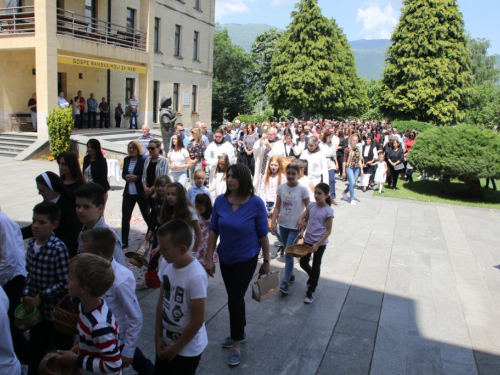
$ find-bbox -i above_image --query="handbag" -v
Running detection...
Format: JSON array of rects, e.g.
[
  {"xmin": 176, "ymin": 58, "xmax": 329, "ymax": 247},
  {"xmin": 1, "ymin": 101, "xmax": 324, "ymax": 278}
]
[
  {"xmin": 251, "ymin": 271, "xmax": 280, "ymax": 302},
  {"xmin": 394, "ymin": 162, "xmax": 404, "ymax": 170}
]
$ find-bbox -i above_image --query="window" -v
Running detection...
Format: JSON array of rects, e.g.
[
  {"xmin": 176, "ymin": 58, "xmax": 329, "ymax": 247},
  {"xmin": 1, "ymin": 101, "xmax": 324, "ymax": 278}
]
[
  {"xmin": 193, "ymin": 31, "xmax": 199, "ymax": 60},
  {"xmin": 126, "ymin": 8, "xmax": 136, "ymax": 32},
  {"xmin": 125, "ymin": 78, "xmax": 135, "ymax": 106},
  {"xmin": 85, "ymin": 0, "xmax": 96, "ymax": 32},
  {"xmin": 192, "ymin": 85, "xmax": 198, "ymax": 112},
  {"xmin": 194, "ymin": 0, "xmax": 201, "ymax": 10},
  {"xmin": 173, "ymin": 83, "xmax": 179, "ymax": 112},
  {"xmin": 174, "ymin": 25, "xmax": 181, "ymax": 56},
  {"xmin": 153, "ymin": 81, "xmax": 159, "ymax": 122},
  {"xmin": 154, "ymin": 18, "xmax": 160, "ymax": 52}
]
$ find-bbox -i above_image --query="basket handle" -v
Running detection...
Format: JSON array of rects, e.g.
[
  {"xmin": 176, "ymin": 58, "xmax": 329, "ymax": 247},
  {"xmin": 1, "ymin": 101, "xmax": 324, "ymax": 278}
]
[{"xmin": 292, "ymin": 232, "xmax": 303, "ymax": 245}]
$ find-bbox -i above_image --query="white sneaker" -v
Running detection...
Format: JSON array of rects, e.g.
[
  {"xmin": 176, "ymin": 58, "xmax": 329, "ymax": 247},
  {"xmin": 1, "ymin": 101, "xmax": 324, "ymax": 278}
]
[{"xmin": 351, "ymin": 199, "xmax": 356, "ymax": 206}]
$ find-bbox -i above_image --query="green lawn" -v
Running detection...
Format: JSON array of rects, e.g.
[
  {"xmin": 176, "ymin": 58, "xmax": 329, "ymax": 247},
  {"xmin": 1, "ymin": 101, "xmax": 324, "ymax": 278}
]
[{"xmin": 372, "ymin": 178, "xmax": 500, "ymax": 209}]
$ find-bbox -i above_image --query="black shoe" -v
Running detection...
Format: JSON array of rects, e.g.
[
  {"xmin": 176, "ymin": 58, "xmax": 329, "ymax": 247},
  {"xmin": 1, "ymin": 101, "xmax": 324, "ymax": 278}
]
[
  {"xmin": 278, "ymin": 246, "xmax": 284, "ymax": 257},
  {"xmin": 290, "ymin": 274, "xmax": 296, "ymax": 284}
]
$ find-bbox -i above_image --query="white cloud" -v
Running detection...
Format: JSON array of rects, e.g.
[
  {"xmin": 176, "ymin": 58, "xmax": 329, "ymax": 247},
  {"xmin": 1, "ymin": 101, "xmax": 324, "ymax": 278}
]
[
  {"xmin": 356, "ymin": 3, "xmax": 399, "ymax": 39},
  {"xmin": 270, "ymin": 0, "xmax": 293, "ymax": 6},
  {"xmin": 215, "ymin": 0, "xmax": 251, "ymax": 21}
]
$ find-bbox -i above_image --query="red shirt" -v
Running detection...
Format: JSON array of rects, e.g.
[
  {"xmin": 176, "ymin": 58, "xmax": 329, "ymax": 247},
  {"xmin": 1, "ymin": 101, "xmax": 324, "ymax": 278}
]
[
  {"xmin": 75, "ymin": 96, "xmax": 86, "ymax": 111},
  {"xmin": 405, "ymin": 138, "xmax": 414, "ymax": 152}
]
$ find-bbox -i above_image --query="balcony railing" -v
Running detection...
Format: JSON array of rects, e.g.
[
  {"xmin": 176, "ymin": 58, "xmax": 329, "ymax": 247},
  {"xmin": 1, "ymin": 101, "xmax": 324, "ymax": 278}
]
[
  {"xmin": 56, "ymin": 9, "xmax": 147, "ymax": 52},
  {"xmin": 0, "ymin": 6, "xmax": 35, "ymax": 35}
]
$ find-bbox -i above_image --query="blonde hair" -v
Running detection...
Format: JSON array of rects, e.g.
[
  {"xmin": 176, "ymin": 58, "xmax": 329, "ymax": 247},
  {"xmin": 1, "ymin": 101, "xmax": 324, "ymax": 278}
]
[
  {"xmin": 69, "ymin": 253, "xmax": 114, "ymax": 297},
  {"xmin": 128, "ymin": 140, "xmax": 143, "ymax": 155},
  {"xmin": 191, "ymin": 127, "xmax": 201, "ymax": 141}
]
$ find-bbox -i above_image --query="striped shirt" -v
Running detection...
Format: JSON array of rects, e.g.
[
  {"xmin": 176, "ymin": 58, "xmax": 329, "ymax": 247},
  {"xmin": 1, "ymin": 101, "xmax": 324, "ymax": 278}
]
[
  {"xmin": 76, "ymin": 299, "xmax": 122, "ymax": 374},
  {"xmin": 24, "ymin": 233, "xmax": 69, "ymax": 322}
]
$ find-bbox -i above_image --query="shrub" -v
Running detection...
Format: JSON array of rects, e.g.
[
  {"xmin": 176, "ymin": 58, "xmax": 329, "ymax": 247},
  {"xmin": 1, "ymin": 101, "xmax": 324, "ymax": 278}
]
[
  {"xmin": 233, "ymin": 114, "xmax": 258, "ymax": 124},
  {"xmin": 392, "ymin": 120, "xmax": 434, "ymax": 133},
  {"xmin": 407, "ymin": 125, "xmax": 500, "ymax": 192},
  {"xmin": 47, "ymin": 106, "xmax": 73, "ymax": 158}
]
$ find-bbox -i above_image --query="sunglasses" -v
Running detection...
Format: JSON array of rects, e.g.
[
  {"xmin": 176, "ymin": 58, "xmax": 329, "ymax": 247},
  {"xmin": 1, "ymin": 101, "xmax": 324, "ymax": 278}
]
[
  {"xmin": 178, "ymin": 129, "xmax": 184, "ymax": 132},
  {"xmin": 147, "ymin": 147, "xmax": 157, "ymax": 151}
]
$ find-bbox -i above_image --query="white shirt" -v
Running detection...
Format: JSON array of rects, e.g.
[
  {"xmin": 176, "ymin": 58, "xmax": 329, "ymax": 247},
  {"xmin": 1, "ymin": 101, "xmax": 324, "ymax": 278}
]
[
  {"xmin": 168, "ymin": 149, "xmax": 190, "ymax": 171},
  {"xmin": 159, "ymin": 258, "xmax": 208, "ymax": 357},
  {"xmin": 128, "ymin": 160, "xmax": 138, "ymax": 195},
  {"xmin": 103, "ymin": 260, "xmax": 142, "ymax": 359},
  {"xmin": 0, "ymin": 212, "xmax": 26, "ymax": 287},
  {"xmin": 0, "ymin": 287, "xmax": 21, "ymax": 375},
  {"xmin": 78, "ymin": 217, "xmax": 125, "ymax": 266},
  {"xmin": 58, "ymin": 97, "xmax": 69, "ymax": 108}
]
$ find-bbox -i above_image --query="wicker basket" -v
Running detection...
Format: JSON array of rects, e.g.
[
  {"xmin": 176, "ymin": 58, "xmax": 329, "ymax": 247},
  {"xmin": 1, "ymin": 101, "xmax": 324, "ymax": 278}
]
[
  {"xmin": 14, "ymin": 302, "xmax": 42, "ymax": 330},
  {"xmin": 145, "ymin": 270, "xmax": 160, "ymax": 289},
  {"xmin": 284, "ymin": 234, "xmax": 311, "ymax": 258},
  {"xmin": 39, "ymin": 353, "xmax": 78, "ymax": 375},
  {"xmin": 53, "ymin": 295, "xmax": 79, "ymax": 336},
  {"xmin": 125, "ymin": 252, "xmax": 149, "ymax": 268}
]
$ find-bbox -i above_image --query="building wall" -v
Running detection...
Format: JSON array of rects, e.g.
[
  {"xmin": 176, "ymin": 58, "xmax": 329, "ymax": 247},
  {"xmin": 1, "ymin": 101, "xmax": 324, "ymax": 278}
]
[
  {"xmin": 0, "ymin": 0, "xmax": 215, "ymax": 135},
  {"xmin": 0, "ymin": 50, "xmax": 36, "ymax": 133}
]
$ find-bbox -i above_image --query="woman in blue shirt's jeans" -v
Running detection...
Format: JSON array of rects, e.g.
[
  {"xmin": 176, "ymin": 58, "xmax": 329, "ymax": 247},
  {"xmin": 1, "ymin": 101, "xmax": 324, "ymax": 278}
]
[{"xmin": 205, "ymin": 163, "xmax": 270, "ymax": 367}]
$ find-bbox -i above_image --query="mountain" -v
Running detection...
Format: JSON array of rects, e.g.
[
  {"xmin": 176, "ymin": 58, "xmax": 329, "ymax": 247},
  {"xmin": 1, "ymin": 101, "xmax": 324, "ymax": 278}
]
[{"xmin": 222, "ymin": 23, "xmax": 390, "ymax": 80}]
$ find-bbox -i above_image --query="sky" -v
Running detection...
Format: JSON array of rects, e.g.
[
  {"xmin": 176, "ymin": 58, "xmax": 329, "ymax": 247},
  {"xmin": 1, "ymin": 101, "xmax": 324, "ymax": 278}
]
[{"xmin": 215, "ymin": 0, "xmax": 500, "ymax": 55}]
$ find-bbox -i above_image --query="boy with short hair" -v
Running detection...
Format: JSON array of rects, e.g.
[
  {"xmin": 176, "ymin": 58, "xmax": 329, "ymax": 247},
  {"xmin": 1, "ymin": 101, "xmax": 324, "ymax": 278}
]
[
  {"xmin": 155, "ymin": 220, "xmax": 208, "ymax": 375},
  {"xmin": 24, "ymin": 202, "xmax": 72, "ymax": 374},
  {"xmin": 81, "ymin": 228, "xmax": 154, "ymax": 374},
  {"xmin": 57, "ymin": 253, "xmax": 122, "ymax": 374},
  {"xmin": 187, "ymin": 169, "xmax": 211, "ymax": 205},
  {"xmin": 74, "ymin": 182, "xmax": 125, "ymax": 266}
]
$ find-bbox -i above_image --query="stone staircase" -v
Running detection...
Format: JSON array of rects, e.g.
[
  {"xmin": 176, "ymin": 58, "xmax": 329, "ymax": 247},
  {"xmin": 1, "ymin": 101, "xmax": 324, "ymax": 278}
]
[{"xmin": 0, "ymin": 132, "xmax": 37, "ymax": 157}]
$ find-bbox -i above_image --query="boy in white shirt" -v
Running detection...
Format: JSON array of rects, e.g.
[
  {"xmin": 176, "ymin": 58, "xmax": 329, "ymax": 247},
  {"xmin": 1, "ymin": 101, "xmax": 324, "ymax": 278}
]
[
  {"xmin": 81, "ymin": 227, "xmax": 154, "ymax": 375},
  {"xmin": 155, "ymin": 220, "xmax": 208, "ymax": 374}
]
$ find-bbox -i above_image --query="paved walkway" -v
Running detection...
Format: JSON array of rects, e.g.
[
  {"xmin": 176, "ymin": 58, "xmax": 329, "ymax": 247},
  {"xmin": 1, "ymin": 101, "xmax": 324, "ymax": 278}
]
[{"xmin": 2, "ymin": 157, "xmax": 500, "ymax": 374}]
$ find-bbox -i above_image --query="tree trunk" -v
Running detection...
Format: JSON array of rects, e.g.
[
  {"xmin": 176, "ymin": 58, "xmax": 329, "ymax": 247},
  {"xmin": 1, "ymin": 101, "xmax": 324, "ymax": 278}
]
[
  {"xmin": 304, "ymin": 109, "xmax": 311, "ymax": 121},
  {"xmin": 463, "ymin": 177, "xmax": 483, "ymax": 197}
]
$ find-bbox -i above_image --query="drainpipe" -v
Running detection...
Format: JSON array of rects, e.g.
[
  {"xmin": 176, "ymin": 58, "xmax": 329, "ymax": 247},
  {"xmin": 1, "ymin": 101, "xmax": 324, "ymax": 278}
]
[{"xmin": 107, "ymin": 0, "xmax": 111, "ymax": 110}]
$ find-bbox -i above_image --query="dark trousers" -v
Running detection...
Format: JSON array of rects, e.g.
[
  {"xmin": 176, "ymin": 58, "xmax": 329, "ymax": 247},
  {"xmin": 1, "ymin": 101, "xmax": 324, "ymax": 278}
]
[
  {"xmin": 328, "ymin": 169, "xmax": 336, "ymax": 199},
  {"xmin": 122, "ymin": 193, "xmax": 151, "ymax": 246},
  {"xmin": 485, "ymin": 178, "xmax": 497, "ymax": 189},
  {"xmin": 299, "ymin": 244, "xmax": 326, "ymax": 293},
  {"xmin": 153, "ymin": 353, "xmax": 201, "ymax": 375},
  {"xmin": 4, "ymin": 275, "xmax": 29, "ymax": 363},
  {"xmin": 388, "ymin": 166, "xmax": 401, "ymax": 189},
  {"xmin": 87, "ymin": 111, "xmax": 97, "ymax": 128},
  {"xmin": 28, "ymin": 319, "xmax": 73, "ymax": 375},
  {"xmin": 220, "ymin": 254, "xmax": 258, "ymax": 341},
  {"xmin": 100, "ymin": 113, "xmax": 110, "ymax": 128},
  {"xmin": 75, "ymin": 112, "xmax": 84, "ymax": 129},
  {"xmin": 115, "ymin": 116, "xmax": 122, "ymax": 128},
  {"xmin": 120, "ymin": 345, "xmax": 154, "ymax": 375}
]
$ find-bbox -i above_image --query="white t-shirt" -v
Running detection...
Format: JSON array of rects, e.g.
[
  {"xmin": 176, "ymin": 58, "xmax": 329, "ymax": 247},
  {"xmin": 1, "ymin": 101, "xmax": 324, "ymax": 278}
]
[
  {"xmin": 168, "ymin": 149, "xmax": 190, "ymax": 172},
  {"xmin": 277, "ymin": 183, "xmax": 309, "ymax": 229},
  {"xmin": 158, "ymin": 258, "xmax": 208, "ymax": 357}
]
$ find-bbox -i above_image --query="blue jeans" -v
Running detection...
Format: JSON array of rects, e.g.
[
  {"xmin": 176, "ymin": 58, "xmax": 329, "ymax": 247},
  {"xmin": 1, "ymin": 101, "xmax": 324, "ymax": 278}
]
[
  {"xmin": 328, "ymin": 169, "xmax": 336, "ymax": 199},
  {"xmin": 344, "ymin": 167, "xmax": 360, "ymax": 199},
  {"xmin": 279, "ymin": 226, "xmax": 300, "ymax": 281},
  {"xmin": 266, "ymin": 202, "xmax": 282, "ymax": 244},
  {"xmin": 130, "ymin": 111, "xmax": 138, "ymax": 129}
]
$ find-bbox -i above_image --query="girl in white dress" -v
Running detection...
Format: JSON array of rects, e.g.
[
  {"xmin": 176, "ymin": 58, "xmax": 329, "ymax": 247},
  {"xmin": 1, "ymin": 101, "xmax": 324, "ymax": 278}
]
[{"xmin": 374, "ymin": 153, "xmax": 388, "ymax": 193}]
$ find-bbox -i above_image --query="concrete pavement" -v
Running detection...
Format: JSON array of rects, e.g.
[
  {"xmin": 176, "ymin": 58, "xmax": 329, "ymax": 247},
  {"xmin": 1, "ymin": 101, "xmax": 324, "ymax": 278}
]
[{"xmin": 2, "ymin": 157, "xmax": 500, "ymax": 374}]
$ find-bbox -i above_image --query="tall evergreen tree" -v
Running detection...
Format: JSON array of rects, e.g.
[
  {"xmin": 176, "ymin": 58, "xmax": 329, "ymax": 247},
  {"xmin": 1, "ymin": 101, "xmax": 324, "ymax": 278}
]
[
  {"xmin": 379, "ymin": 0, "xmax": 474, "ymax": 125},
  {"xmin": 266, "ymin": 0, "xmax": 368, "ymax": 119}
]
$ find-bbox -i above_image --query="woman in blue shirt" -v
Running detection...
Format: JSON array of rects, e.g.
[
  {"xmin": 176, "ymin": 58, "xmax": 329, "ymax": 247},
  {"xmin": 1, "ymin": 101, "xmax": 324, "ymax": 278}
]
[{"xmin": 205, "ymin": 163, "xmax": 270, "ymax": 367}]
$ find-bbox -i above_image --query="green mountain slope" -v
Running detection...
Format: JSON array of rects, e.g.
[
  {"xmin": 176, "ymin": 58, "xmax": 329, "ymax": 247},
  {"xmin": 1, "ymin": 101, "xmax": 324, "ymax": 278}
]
[{"xmin": 222, "ymin": 23, "xmax": 390, "ymax": 79}]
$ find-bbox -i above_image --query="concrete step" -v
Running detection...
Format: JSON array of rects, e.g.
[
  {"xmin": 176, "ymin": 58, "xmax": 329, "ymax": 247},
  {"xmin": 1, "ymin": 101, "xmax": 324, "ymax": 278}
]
[
  {"xmin": 0, "ymin": 132, "xmax": 38, "ymax": 140},
  {"xmin": 0, "ymin": 149, "xmax": 18, "ymax": 157},
  {"xmin": 0, "ymin": 135, "xmax": 36, "ymax": 146},
  {"xmin": 0, "ymin": 143, "xmax": 29, "ymax": 153}
]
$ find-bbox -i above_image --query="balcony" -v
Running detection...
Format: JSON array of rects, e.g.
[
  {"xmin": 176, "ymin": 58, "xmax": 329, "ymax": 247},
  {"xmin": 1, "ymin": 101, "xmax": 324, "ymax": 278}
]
[
  {"xmin": 56, "ymin": 9, "xmax": 147, "ymax": 52},
  {"xmin": 0, "ymin": 6, "xmax": 35, "ymax": 35}
]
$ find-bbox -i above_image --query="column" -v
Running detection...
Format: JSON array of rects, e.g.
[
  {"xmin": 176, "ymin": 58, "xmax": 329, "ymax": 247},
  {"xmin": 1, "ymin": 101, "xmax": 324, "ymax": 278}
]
[
  {"xmin": 34, "ymin": 0, "xmax": 58, "ymax": 140},
  {"xmin": 139, "ymin": 0, "xmax": 155, "ymax": 126}
]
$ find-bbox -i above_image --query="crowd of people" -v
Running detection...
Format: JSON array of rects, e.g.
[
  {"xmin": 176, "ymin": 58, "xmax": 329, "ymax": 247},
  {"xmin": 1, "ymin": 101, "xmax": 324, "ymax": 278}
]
[{"xmin": 1, "ymin": 117, "xmax": 425, "ymax": 374}]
